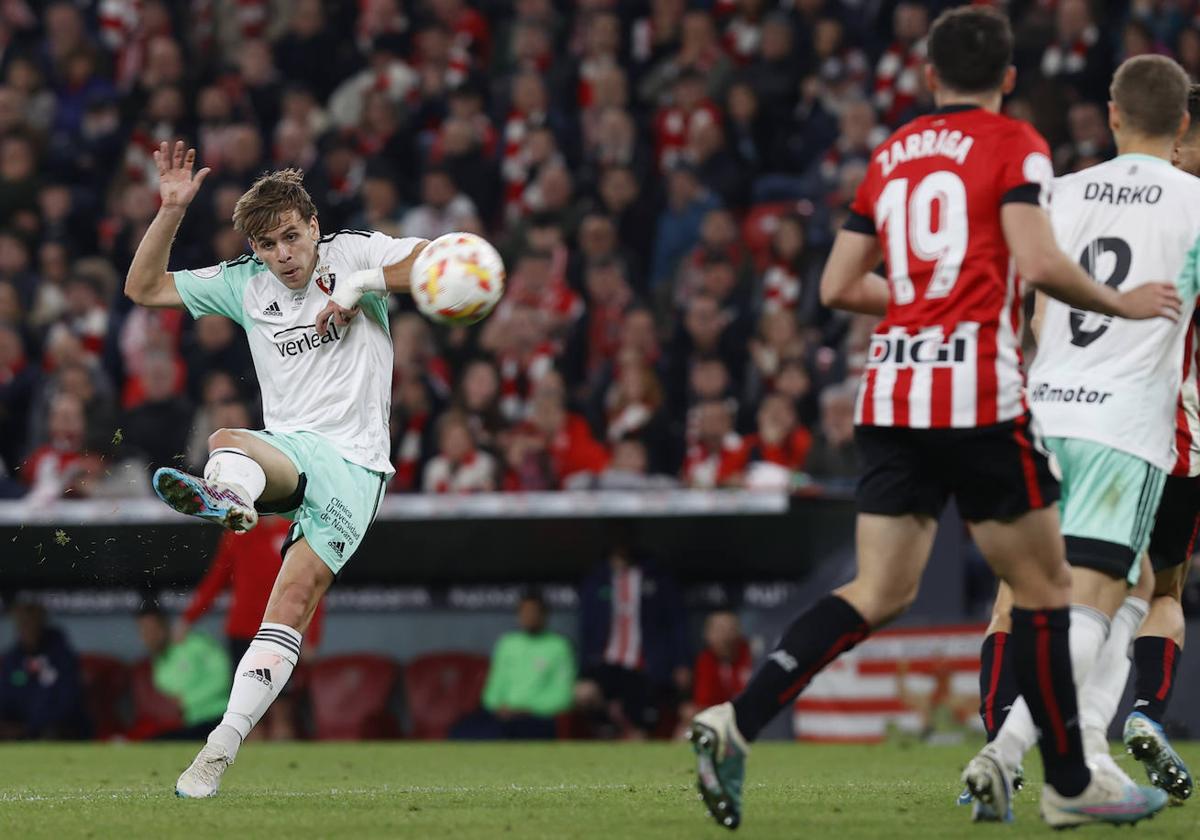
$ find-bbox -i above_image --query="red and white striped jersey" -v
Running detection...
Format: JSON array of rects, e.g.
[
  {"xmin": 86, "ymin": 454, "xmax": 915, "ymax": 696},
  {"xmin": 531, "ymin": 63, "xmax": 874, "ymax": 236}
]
[
  {"xmin": 1172, "ymin": 321, "xmax": 1200, "ymax": 477},
  {"xmin": 846, "ymin": 106, "xmax": 1053, "ymax": 429}
]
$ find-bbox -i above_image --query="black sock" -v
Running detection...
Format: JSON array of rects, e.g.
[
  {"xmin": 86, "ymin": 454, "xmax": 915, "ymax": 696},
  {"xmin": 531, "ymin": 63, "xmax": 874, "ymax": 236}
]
[
  {"xmin": 1131, "ymin": 636, "xmax": 1181, "ymax": 725},
  {"xmin": 1009, "ymin": 607, "xmax": 1090, "ymax": 797},
  {"xmin": 732, "ymin": 595, "xmax": 869, "ymax": 742},
  {"xmin": 978, "ymin": 631, "xmax": 1018, "ymax": 742}
]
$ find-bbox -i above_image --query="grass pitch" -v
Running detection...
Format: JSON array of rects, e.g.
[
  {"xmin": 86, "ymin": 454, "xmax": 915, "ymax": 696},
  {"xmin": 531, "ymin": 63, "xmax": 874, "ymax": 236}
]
[{"xmin": 1, "ymin": 741, "xmax": 1198, "ymax": 838}]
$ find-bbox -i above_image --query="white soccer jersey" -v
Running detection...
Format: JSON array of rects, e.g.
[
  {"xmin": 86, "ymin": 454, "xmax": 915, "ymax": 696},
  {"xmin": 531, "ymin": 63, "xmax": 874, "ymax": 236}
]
[
  {"xmin": 174, "ymin": 229, "xmax": 423, "ymax": 475},
  {"xmin": 1029, "ymin": 155, "xmax": 1200, "ymax": 470}
]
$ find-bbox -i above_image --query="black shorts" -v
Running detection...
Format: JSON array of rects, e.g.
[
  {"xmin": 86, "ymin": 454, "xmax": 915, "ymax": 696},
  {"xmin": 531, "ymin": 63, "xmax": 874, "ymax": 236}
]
[
  {"xmin": 1148, "ymin": 474, "xmax": 1200, "ymax": 572},
  {"xmin": 855, "ymin": 416, "xmax": 1059, "ymax": 523}
]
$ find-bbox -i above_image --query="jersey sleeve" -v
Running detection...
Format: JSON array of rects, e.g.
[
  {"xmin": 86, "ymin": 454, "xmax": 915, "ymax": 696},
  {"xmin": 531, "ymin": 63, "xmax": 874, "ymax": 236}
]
[
  {"xmin": 1175, "ymin": 232, "xmax": 1200, "ymax": 300},
  {"xmin": 173, "ymin": 258, "xmax": 258, "ymax": 328},
  {"xmin": 998, "ymin": 123, "xmax": 1054, "ymax": 207}
]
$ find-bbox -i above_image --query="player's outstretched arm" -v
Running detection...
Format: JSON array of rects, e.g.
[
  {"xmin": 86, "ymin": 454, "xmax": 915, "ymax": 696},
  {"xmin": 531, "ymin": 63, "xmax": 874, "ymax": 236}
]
[
  {"xmin": 1002, "ymin": 202, "xmax": 1181, "ymax": 321},
  {"xmin": 125, "ymin": 140, "xmax": 211, "ymax": 309},
  {"xmin": 316, "ymin": 240, "xmax": 430, "ymax": 336},
  {"xmin": 819, "ymin": 229, "xmax": 890, "ymax": 316}
]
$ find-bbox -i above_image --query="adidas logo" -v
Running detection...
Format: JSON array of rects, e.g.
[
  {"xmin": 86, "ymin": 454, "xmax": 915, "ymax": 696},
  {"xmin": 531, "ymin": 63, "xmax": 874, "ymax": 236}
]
[
  {"xmin": 263, "ymin": 300, "xmax": 283, "ymax": 316},
  {"xmin": 327, "ymin": 539, "xmax": 345, "ymax": 557},
  {"xmin": 242, "ymin": 667, "xmax": 273, "ymax": 687}
]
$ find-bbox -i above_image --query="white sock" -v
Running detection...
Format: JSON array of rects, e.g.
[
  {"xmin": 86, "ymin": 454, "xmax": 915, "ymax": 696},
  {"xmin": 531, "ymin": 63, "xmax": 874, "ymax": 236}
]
[
  {"xmin": 207, "ymin": 622, "xmax": 301, "ymax": 758},
  {"xmin": 204, "ymin": 447, "xmax": 267, "ymax": 501},
  {"xmin": 1079, "ymin": 596, "xmax": 1148, "ymax": 756},
  {"xmin": 991, "ymin": 604, "xmax": 1111, "ymax": 770}
]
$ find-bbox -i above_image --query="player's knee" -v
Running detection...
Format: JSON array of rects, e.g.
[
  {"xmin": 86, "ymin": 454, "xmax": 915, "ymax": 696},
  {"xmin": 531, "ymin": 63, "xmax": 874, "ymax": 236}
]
[
  {"xmin": 1153, "ymin": 564, "xmax": 1187, "ymax": 600},
  {"xmin": 208, "ymin": 427, "xmax": 246, "ymax": 452},
  {"xmin": 267, "ymin": 579, "xmax": 318, "ymax": 629},
  {"xmin": 839, "ymin": 576, "xmax": 917, "ymax": 626}
]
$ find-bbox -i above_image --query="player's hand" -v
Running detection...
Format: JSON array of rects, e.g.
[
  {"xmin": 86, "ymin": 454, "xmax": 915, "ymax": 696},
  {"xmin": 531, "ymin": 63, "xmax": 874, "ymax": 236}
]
[
  {"xmin": 1115, "ymin": 282, "xmax": 1182, "ymax": 321},
  {"xmin": 155, "ymin": 140, "xmax": 211, "ymax": 210},
  {"xmin": 316, "ymin": 300, "xmax": 360, "ymax": 336}
]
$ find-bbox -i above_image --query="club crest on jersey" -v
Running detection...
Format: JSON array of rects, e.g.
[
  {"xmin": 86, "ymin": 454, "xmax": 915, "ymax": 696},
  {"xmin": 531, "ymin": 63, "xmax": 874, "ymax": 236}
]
[{"xmin": 315, "ymin": 265, "xmax": 336, "ymax": 296}]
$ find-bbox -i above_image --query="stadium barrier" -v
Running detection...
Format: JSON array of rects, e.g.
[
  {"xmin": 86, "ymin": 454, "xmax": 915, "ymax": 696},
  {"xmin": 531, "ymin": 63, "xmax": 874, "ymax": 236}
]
[{"xmin": 0, "ymin": 490, "xmax": 856, "ymax": 588}]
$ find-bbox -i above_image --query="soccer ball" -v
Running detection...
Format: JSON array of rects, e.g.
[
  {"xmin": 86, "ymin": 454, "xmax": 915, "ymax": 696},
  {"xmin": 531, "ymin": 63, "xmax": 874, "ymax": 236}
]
[{"xmin": 411, "ymin": 232, "xmax": 505, "ymax": 326}]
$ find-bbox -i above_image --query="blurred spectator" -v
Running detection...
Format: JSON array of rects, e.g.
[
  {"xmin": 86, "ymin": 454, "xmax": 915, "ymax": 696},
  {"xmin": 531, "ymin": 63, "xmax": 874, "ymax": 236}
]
[
  {"xmin": 179, "ymin": 519, "xmax": 322, "ymax": 741},
  {"xmin": 509, "ymin": 376, "xmax": 609, "ymax": 489},
  {"xmin": 401, "ymin": 168, "xmax": 482, "ymax": 240},
  {"xmin": 0, "ymin": 322, "xmax": 36, "ymax": 470},
  {"xmin": 187, "ymin": 388, "xmax": 251, "ymax": 472},
  {"xmin": 805, "ymin": 380, "xmax": 861, "ymax": 482},
  {"xmin": 422, "ymin": 412, "xmax": 498, "ymax": 493},
  {"xmin": 577, "ymin": 547, "xmax": 690, "ymax": 737},
  {"xmin": 0, "ymin": 600, "xmax": 87, "ymax": 740},
  {"xmin": 136, "ymin": 604, "xmax": 231, "ymax": 740},
  {"xmin": 1056, "ymin": 101, "xmax": 1116, "ymax": 172},
  {"xmin": 651, "ymin": 164, "xmax": 720, "ymax": 291},
  {"xmin": 691, "ymin": 610, "xmax": 752, "ymax": 710},
  {"xmin": 454, "ymin": 592, "xmax": 574, "ymax": 739},
  {"xmin": 1041, "ymin": 0, "xmax": 1113, "ymax": 105},
  {"xmin": 567, "ymin": 438, "xmax": 679, "ymax": 491},
  {"xmin": 595, "ymin": 166, "xmax": 656, "ymax": 286},
  {"xmin": 874, "ymin": 2, "xmax": 928, "ymax": 125},
  {"xmin": 744, "ymin": 393, "xmax": 811, "ymax": 488},
  {"xmin": 745, "ymin": 14, "xmax": 802, "ymax": 126},
  {"xmin": 119, "ymin": 350, "xmax": 194, "ymax": 471},
  {"xmin": 564, "ymin": 255, "xmax": 634, "ymax": 393},
  {"xmin": 21, "ymin": 392, "xmax": 103, "ymax": 503},
  {"xmin": 604, "ymin": 350, "xmax": 668, "ymax": 446},
  {"xmin": 682, "ymin": 398, "xmax": 746, "ymax": 488},
  {"xmin": 451, "ymin": 357, "xmax": 506, "ymax": 451}
]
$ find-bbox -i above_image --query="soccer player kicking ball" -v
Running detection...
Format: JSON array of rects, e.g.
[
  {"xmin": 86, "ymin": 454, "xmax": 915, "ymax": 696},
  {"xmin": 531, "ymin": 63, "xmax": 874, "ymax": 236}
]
[
  {"xmin": 965, "ymin": 54, "xmax": 1200, "ymax": 820},
  {"xmin": 687, "ymin": 8, "xmax": 1180, "ymax": 831},
  {"xmin": 125, "ymin": 141, "xmax": 427, "ymax": 797}
]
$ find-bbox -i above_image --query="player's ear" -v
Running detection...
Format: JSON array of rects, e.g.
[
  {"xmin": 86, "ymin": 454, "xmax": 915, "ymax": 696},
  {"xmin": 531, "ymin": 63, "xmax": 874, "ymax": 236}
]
[
  {"xmin": 1001, "ymin": 66, "xmax": 1016, "ymax": 96},
  {"xmin": 1177, "ymin": 112, "xmax": 1191, "ymax": 146},
  {"xmin": 923, "ymin": 63, "xmax": 939, "ymax": 96},
  {"xmin": 309, "ymin": 215, "xmax": 320, "ymax": 242},
  {"xmin": 1107, "ymin": 101, "xmax": 1121, "ymax": 135}
]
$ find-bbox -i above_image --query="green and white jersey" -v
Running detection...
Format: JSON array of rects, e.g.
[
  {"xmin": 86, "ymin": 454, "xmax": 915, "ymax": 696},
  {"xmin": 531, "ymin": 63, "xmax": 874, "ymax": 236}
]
[
  {"xmin": 174, "ymin": 230, "xmax": 422, "ymax": 476},
  {"xmin": 1030, "ymin": 154, "xmax": 1200, "ymax": 470}
]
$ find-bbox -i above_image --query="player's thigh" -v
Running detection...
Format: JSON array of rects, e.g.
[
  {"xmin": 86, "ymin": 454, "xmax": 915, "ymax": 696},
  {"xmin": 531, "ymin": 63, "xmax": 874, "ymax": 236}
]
[
  {"xmin": 842, "ymin": 426, "xmax": 944, "ymax": 624},
  {"xmin": 263, "ymin": 533, "xmax": 334, "ymax": 634},
  {"xmin": 969, "ymin": 506, "xmax": 1071, "ymax": 609},
  {"xmin": 843, "ymin": 512, "xmax": 938, "ymax": 610},
  {"xmin": 210, "ymin": 427, "xmax": 301, "ymax": 501},
  {"xmin": 1049, "ymin": 436, "xmax": 1166, "ymax": 600}
]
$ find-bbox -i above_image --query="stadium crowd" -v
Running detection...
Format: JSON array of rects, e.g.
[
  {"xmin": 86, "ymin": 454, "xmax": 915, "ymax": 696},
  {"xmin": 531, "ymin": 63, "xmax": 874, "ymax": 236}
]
[{"xmin": 0, "ymin": 0, "xmax": 1186, "ymax": 499}]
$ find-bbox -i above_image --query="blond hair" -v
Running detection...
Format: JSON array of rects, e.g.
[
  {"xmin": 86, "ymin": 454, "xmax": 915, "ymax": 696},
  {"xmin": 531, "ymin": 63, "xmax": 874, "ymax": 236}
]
[{"xmin": 231, "ymin": 169, "xmax": 318, "ymax": 240}]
